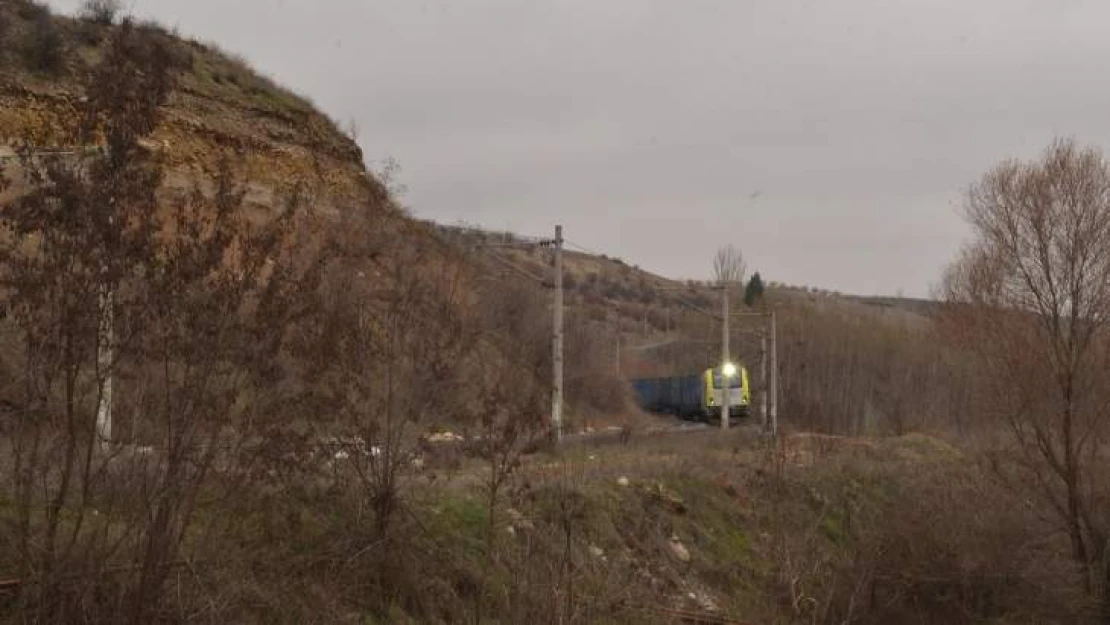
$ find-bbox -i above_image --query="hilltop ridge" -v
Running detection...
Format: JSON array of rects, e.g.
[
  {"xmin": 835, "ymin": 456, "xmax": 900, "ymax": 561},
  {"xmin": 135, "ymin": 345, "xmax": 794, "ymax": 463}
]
[{"xmin": 0, "ymin": 0, "xmax": 377, "ymax": 216}]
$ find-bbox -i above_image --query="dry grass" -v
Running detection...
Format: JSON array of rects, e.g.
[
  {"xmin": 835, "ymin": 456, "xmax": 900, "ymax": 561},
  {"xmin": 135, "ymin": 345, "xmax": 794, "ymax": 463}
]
[
  {"xmin": 1, "ymin": 5, "xmax": 1099, "ymax": 624},
  {"xmin": 1, "ymin": 375, "xmax": 1096, "ymax": 624}
]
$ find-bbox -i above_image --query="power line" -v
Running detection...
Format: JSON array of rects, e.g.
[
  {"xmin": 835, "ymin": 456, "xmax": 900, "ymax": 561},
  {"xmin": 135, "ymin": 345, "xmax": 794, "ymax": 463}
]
[
  {"xmin": 482, "ymin": 250, "xmax": 548, "ymax": 285},
  {"xmin": 563, "ymin": 238, "xmax": 605, "ymax": 256},
  {"xmin": 669, "ymin": 294, "xmax": 719, "ymax": 319},
  {"xmin": 428, "ymin": 224, "xmax": 552, "ymax": 286}
]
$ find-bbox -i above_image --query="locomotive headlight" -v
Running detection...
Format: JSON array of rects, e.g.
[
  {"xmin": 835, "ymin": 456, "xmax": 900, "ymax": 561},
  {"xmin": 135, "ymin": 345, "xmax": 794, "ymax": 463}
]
[{"xmin": 722, "ymin": 362, "xmax": 738, "ymax": 377}]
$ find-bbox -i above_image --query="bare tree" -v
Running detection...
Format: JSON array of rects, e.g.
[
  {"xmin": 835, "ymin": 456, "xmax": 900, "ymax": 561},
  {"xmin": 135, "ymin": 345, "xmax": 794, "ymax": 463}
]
[
  {"xmin": 712, "ymin": 244, "xmax": 746, "ymax": 288},
  {"xmin": 342, "ymin": 116, "xmax": 360, "ymax": 143},
  {"xmin": 20, "ymin": 5, "xmax": 65, "ymax": 75},
  {"xmin": 941, "ymin": 137, "xmax": 1110, "ymax": 615},
  {"xmin": 79, "ymin": 0, "xmax": 123, "ymax": 25},
  {"xmin": 370, "ymin": 156, "xmax": 408, "ymax": 199},
  {"xmin": 464, "ymin": 278, "xmax": 549, "ymax": 623},
  {"xmin": 0, "ymin": 22, "xmax": 178, "ymax": 622},
  {"xmin": 0, "ymin": 21, "xmax": 318, "ymax": 623},
  {"xmin": 0, "ymin": 10, "xmax": 11, "ymax": 60},
  {"xmin": 304, "ymin": 235, "xmax": 472, "ymax": 535}
]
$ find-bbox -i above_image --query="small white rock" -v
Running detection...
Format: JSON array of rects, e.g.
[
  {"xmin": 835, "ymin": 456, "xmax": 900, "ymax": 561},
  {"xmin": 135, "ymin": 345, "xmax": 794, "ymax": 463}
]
[
  {"xmin": 507, "ymin": 508, "xmax": 534, "ymax": 530},
  {"xmin": 668, "ymin": 535, "xmax": 691, "ymax": 563},
  {"xmin": 617, "ymin": 476, "xmax": 630, "ymax": 487}
]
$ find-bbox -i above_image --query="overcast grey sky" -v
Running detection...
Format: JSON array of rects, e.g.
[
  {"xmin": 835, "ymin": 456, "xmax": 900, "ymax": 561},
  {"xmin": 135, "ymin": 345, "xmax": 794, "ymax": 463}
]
[{"xmin": 47, "ymin": 0, "xmax": 1110, "ymax": 296}]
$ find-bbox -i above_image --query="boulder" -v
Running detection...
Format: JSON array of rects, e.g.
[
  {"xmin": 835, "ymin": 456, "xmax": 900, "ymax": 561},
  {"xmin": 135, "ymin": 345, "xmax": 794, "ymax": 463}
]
[{"xmin": 667, "ymin": 535, "xmax": 691, "ymax": 563}]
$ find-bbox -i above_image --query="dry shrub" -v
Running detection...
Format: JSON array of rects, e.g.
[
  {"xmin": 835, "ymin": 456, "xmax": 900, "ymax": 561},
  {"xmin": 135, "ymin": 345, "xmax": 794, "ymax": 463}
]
[
  {"xmin": 0, "ymin": 21, "xmax": 322, "ymax": 624},
  {"xmin": 79, "ymin": 0, "xmax": 121, "ymax": 25},
  {"xmin": 764, "ymin": 447, "xmax": 1093, "ymax": 625},
  {"xmin": 19, "ymin": 3, "xmax": 64, "ymax": 75},
  {"xmin": 939, "ymin": 138, "xmax": 1110, "ymax": 617},
  {"xmin": 773, "ymin": 301, "xmax": 976, "ymax": 436},
  {"xmin": 0, "ymin": 10, "xmax": 10, "ymax": 62},
  {"xmin": 564, "ymin": 309, "xmax": 630, "ymax": 424},
  {"xmin": 568, "ymin": 374, "xmax": 629, "ymax": 419},
  {"xmin": 854, "ymin": 464, "xmax": 1088, "ymax": 624},
  {"xmin": 269, "ymin": 215, "xmax": 555, "ymax": 618}
]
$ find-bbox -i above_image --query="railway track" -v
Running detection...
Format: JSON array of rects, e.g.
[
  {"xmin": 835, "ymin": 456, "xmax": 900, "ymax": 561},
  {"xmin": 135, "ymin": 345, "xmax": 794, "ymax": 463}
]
[
  {"xmin": 639, "ymin": 605, "xmax": 757, "ymax": 624},
  {"xmin": 559, "ymin": 418, "xmax": 765, "ymax": 449}
]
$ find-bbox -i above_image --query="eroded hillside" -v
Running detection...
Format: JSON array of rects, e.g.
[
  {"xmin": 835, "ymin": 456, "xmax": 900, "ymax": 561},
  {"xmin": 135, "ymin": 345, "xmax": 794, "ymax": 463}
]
[
  {"xmin": 0, "ymin": 0, "xmax": 632, "ymax": 439},
  {"xmin": 0, "ymin": 0, "xmax": 375, "ymax": 217}
]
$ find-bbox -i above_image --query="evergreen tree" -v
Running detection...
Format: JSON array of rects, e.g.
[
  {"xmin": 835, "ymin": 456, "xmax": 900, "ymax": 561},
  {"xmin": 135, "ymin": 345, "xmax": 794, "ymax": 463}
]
[{"xmin": 743, "ymin": 271, "xmax": 765, "ymax": 306}]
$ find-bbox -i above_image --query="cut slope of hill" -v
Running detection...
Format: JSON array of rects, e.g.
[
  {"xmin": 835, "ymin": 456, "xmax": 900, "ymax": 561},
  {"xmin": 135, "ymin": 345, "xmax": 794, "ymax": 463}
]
[
  {"xmin": 0, "ymin": 0, "xmax": 376, "ymax": 216},
  {"xmin": 0, "ymin": 1, "xmax": 641, "ymax": 437}
]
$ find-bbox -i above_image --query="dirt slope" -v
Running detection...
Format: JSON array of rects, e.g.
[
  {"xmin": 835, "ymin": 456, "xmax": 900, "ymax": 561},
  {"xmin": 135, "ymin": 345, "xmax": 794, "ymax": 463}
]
[{"xmin": 0, "ymin": 1, "xmax": 378, "ymax": 218}]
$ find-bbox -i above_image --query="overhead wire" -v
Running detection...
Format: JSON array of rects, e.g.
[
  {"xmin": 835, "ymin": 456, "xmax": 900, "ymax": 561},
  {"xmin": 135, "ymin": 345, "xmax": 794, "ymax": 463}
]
[
  {"xmin": 563, "ymin": 238, "xmax": 605, "ymax": 257},
  {"xmin": 429, "ymin": 224, "xmax": 552, "ymax": 286},
  {"xmin": 482, "ymin": 250, "xmax": 548, "ymax": 285}
]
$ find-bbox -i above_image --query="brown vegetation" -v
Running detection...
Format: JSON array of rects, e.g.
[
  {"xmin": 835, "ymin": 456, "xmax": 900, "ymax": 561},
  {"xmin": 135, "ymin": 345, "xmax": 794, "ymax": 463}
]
[
  {"xmin": 0, "ymin": 8, "xmax": 627, "ymax": 622},
  {"xmin": 6, "ymin": 4, "xmax": 1110, "ymax": 625},
  {"xmin": 78, "ymin": 0, "xmax": 121, "ymax": 26},
  {"xmin": 941, "ymin": 137, "xmax": 1110, "ymax": 618},
  {"xmin": 0, "ymin": 20, "xmax": 325, "ymax": 622}
]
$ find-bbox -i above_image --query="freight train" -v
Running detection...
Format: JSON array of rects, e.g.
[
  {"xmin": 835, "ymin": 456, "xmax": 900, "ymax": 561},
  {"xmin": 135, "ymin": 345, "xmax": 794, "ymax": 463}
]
[{"xmin": 630, "ymin": 363, "xmax": 751, "ymax": 422}]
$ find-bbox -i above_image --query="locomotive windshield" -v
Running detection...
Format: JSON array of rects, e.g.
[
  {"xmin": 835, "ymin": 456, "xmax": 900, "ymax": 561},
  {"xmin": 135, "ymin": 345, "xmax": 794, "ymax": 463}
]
[{"xmin": 712, "ymin": 371, "xmax": 742, "ymax": 389}]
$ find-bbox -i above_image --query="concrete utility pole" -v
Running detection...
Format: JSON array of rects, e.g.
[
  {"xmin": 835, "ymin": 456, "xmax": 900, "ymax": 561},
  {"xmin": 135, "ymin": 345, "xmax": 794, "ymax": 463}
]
[
  {"xmin": 760, "ymin": 331, "xmax": 768, "ymax": 431},
  {"xmin": 725, "ymin": 310, "xmax": 779, "ymax": 438},
  {"xmin": 769, "ymin": 310, "xmax": 778, "ymax": 438},
  {"xmin": 96, "ymin": 280, "xmax": 113, "ymax": 446},
  {"xmin": 19, "ymin": 146, "xmax": 116, "ymax": 446},
  {"xmin": 614, "ymin": 317, "xmax": 621, "ymax": 377},
  {"xmin": 552, "ymin": 225, "xmax": 564, "ymax": 444},
  {"xmin": 95, "ymin": 204, "xmax": 115, "ymax": 448},
  {"xmin": 720, "ymin": 284, "xmax": 729, "ymax": 430}
]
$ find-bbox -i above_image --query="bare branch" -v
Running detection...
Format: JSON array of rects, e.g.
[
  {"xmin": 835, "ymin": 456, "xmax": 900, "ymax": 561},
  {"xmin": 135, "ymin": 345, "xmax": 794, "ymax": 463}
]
[{"xmin": 941, "ymin": 137, "xmax": 1110, "ymax": 598}]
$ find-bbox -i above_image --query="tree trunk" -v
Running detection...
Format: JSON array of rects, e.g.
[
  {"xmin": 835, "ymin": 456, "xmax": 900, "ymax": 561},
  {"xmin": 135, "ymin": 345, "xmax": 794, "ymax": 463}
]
[{"xmin": 1102, "ymin": 554, "xmax": 1110, "ymax": 624}]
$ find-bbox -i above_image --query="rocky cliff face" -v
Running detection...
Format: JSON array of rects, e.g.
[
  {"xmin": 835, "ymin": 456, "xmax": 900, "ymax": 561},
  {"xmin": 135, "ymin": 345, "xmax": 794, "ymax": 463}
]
[{"xmin": 0, "ymin": 2, "xmax": 383, "ymax": 218}]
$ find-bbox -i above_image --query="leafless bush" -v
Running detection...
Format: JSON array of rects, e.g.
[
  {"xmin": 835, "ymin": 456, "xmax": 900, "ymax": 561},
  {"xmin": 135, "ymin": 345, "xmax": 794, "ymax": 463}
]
[
  {"xmin": 0, "ymin": 10, "xmax": 11, "ymax": 62},
  {"xmin": 341, "ymin": 116, "xmax": 360, "ymax": 143},
  {"xmin": 276, "ymin": 215, "xmax": 511, "ymax": 619},
  {"xmin": 0, "ymin": 22, "xmax": 321, "ymax": 624},
  {"xmin": 771, "ymin": 301, "xmax": 976, "ymax": 436},
  {"xmin": 942, "ymin": 137, "xmax": 1110, "ymax": 616},
  {"xmin": 759, "ymin": 445, "xmax": 1091, "ymax": 624},
  {"xmin": 79, "ymin": 0, "xmax": 122, "ymax": 25},
  {"xmin": 468, "ymin": 285, "xmax": 551, "ymax": 621},
  {"xmin": 19, "ymin": 5, "xmax": 64, "ymax": 75},
  {"xmin": 370, "ymin": 156, "xmax": 408, "ymax": 199},
  {"xmin": 299, "ymin": 237, "xmax": 462, "ymax": 529},
  {"xmin": 859, "ymin": 466, "xmax": 1088, "ymax": 623}
]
